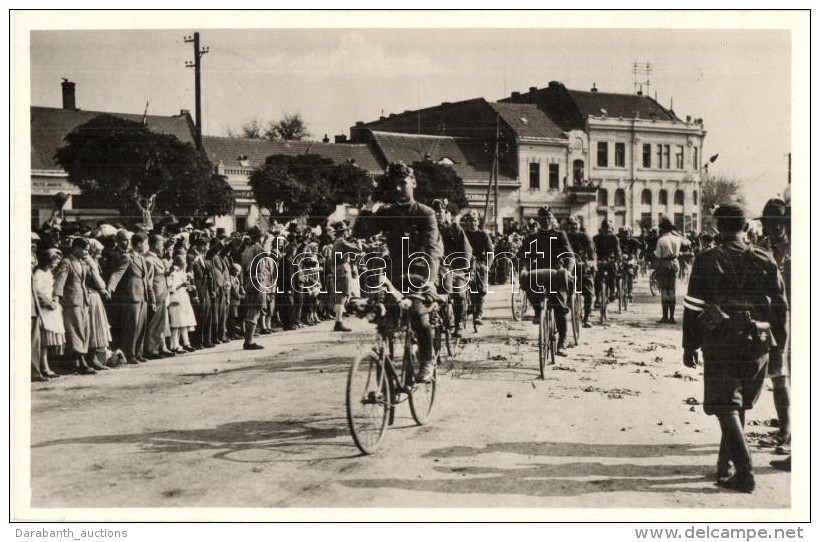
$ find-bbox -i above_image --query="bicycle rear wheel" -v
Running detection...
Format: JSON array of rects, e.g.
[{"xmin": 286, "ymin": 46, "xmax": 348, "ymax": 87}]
[
  {"xmin": 408, "ymin": 348, "xmax": 436, "ymax": 425},
  {"xmin": 600, "ymin": 281, "xmax": 609, "ymax": 324},
  {"xmin": 346, "ymin": 351, "xmax": 391, "ymax": 454}
]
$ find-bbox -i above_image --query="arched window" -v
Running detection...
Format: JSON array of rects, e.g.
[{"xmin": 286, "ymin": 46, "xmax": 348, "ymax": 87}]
[
  {"xmin": 693, "ymin": 190, "xmax": 698, "ymax": 206},
  {"xmin": 674, "ymin": 189, "xmax": 685, "ymax": 206},
  {"xmin": 598, "ymin": 188, "xmax": 608, "ymax": 207},
  {"xmin": 573, "ymin": 159, "xmax": 585, "ymax": 184},
  {"xmin": 659, "ymin": 189, "xmax": 668, "ymax": 206},
  {"xmin": 641, "ymin": 188, "xmax": 652, "ymax": 205},
  {"xmin": 614, "ymin": 188, "xmax": 626, "ymax": 207}
]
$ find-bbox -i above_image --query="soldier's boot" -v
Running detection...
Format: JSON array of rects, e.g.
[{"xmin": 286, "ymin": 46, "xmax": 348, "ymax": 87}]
[
  {"xmin": 474, "ymin": 295, "xmax": 485, "ymax": 325},
  {"xmin": 668, "ymin": 302, "xmax": 677, "ymax": 324},
  {"xmin": 716, "ymin": 411, "xmax": 755, "ymax": 493},
  {"xmin": 658, "ymin": 302, "xmax": 669, "ymax": 323}
]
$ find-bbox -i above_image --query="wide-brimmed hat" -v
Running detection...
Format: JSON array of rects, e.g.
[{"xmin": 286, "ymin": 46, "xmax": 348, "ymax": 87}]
[{"xmin": 756, "ymin": 198, "xmax": 788, "ymax": 221}]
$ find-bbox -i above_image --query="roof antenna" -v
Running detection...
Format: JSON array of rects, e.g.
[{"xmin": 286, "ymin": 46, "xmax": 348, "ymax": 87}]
[
  {"xmin": 632, "ymin": 61, "xmax": 651, "ymax": 95},
  {"xmin": 142, "ymin": 101, "xmax": 150, "ymax": 125}
]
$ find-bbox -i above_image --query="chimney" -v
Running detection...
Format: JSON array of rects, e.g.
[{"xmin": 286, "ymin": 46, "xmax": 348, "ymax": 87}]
[
  {"xmin": 334, "ymin": 134, "xmax": 348, "ymax": 144},
  {"xmin": 590, "ymin": 83, "xmax": 598, "ymax": 92},
  {"xmin": 355, "ymin": 121, "xmax": 364, "ymax": 127},
  {"xmin": 180, "ymin": 109, "xmax": 190, "ymax": 116},
  {"xmin": 511, "ymin": 91, "xmax": 521, "ymax": 99},
  {"xmin": 61, "ymin": 78, "xmax": 76, "ymax": 110},
  {"xmin": 529, "ymin": 86, "xmax": 538, "ymax": 93},
  {"xmin": 685, "ymin": 115, "xmax": 691, "ymax": 123},
  {"xmin": 322, "ymin": 134, "xmax": 330, "ymax": 143}
]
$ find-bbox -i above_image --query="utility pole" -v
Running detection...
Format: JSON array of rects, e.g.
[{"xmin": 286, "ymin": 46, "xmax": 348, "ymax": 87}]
[{"xmin": 184, "ymin": 32, "xmax": 209, "ymax": 150}]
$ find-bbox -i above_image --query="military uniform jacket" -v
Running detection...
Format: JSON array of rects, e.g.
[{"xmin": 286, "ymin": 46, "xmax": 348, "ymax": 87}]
[
  {"xmin": 566, "ymin": 231, "xmax": 596, "ymax": 263},
  {"xmin": 354, "ymin": 201, "xmax": 443, "ymax": 282},
  {"xmin": 464, "ymin": 230, "xmax": 494, "ymax": 263},
  {"xmin": 593, "ymin": 233, "xmax": 621, "ymax": 262},
  {"xmin": 439, "ymin": 222, "xmax": 472, "ymax": 270},
  {"xmin": 682, "ymin": 236, "xmax": 788, "ymax": 355},
  {"xmin": 517, "ymin": 228, "xmax": 573, "ymax": 272}
]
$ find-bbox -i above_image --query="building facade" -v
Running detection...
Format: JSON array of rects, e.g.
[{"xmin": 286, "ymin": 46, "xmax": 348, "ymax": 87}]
[{"xmin": 354, "ymin": 81, "xmax": 707, "ymax": 234}]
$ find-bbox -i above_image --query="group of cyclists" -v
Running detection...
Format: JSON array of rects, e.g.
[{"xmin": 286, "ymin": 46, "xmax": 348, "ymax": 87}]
[{"xmin": 345, "ymin": 161, "xmax": 706, "ymax": 377}]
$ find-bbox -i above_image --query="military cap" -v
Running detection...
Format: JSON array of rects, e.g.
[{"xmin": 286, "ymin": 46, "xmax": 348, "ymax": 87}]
[
  {"xmin": 385, "ymin": 161, "xmax": 414, "ymax": 179},
  {"xmin": 537, "ymin": 206, "xmax": 553, "ymax": 219},
  {"xmin": 465, "ymin": 210, "xmax": 480, "ymax": 221},
  {"xmin": 431, "ymin": 198, "xmax": 447, "ymax": 211},
  {"xmin": 714, "ymin": 202, "xmax": 747, "ymax": 221}
]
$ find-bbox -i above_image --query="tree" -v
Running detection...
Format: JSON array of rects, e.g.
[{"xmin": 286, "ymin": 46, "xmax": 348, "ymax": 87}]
[
  {"xmin": 371, "ymin": 160, "xmax": 469, "ymax": 211},
  {"xmin": 226, "ymin": 118, "xmax": 265, "ymax": 139},
  {"xmin": 55, "ymin": 114, "xmax": 234, "ymax": 225},
  {"xmin": 265, "ymin": 112, "xmax": 311, "ymax": 141},
  {"xmin": 700, "ymin": 174, "xmax": 746, "ymax": 230},
  {"xmin": 248, "ymin": 154, "xmax": 372, "ymax": 224}
]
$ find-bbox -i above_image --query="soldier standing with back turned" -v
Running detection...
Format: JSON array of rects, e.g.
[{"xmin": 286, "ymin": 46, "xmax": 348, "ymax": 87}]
[{"xmin": 681, "ymin": 202, "xmax": 788, "ymax": 493}]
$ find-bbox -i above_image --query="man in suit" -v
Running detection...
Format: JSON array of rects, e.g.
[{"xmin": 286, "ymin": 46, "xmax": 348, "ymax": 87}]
[
  {"xmin": 144, "ymin": 234, "xmax": 174, "ymax": 359},
  {"xmin": 191, "ymin": 236, "xmax": 215, "ymax": 348},
  {"xmin": 207, "ymin": 237, "xmax": 229, "ymax": 344},
  {"xmin": 107, "ymin": 232, "xmax": 155, "ymax": 364}
]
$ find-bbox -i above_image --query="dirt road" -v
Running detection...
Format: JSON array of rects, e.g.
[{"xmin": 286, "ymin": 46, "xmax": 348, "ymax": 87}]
[{"xmin": 26, "ymin": 278, "xmax": 792, "ymax": 517}]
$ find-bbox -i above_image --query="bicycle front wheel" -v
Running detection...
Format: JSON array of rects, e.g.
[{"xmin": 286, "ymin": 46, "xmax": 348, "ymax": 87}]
[
  {"xmin": 346, "ymin": 351, "xmax": 391, "ymax": 454},
  {"xmin": 538, "ymin": 305, "xmax": 548, "ymax": 379},
  {"xmin": 409, "ymin": 353, "xmax": 436, "ymax": 425},
  {"xmin": 547, "ymin": 308, "xmax": 557, "ymax": 367},
  {"xmin": 511, "ymin": 287, "xmax": 527, "ymax": 322},
  {"xmin": 571, "ymin": 293, "xmax": 581, "ymax": 346},
  {"xmin": 600, "ymin": 282, "xmax": 609, "ymax": 324}
]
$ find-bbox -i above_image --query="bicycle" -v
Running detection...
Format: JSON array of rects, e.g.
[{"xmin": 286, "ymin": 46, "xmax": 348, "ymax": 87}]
[
  {"xmin": 599, "ymin": 265, "xmax": 613, "ymax": 324},
  {"xmin": 511, "ymin": 281, "xmax": 528, "ymax": 322},
  {"xmin": 345, "ymin": 280, "xmax": 444, "ymax": 455},
  {"xmin": 537, "ymin": 295, "xmax": 557, "ymax": 379}
]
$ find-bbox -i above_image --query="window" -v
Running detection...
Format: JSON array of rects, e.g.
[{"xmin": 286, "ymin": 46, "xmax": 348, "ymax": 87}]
[
  {"xmin": 674, "ymin": 213, "xmax": 684, "ymax": 232},
  {"xmin": 235, "ymin": 216, "xmax": 247, "ymax": 232},
  {"xmin": 692, "ymin": 213, "xmax": 698, "ymax": 230},
  {"xmin": 548, "ymin": 163, "xmax": 560, "ymax": 190},
  {"xmin": 693, "ymin": 147, "xmax": 699, "ymax": 171},
  {"xmin": 642, "ymin": 144, "xmax": 652, "ymax": 168},
  {"xmin": 597, "ymin": 142, "xmax": 608, "ymax": 167},
  {"xmin": 615, "ymin": 143, "xmax": 626, "ymax": 167},
  {"xmin": 529, "ymin": 162, "xmax": 540, "ymax": 190},
  {"xmin": 614, "ymin": 188, "xmax": 626, "ymax": 207},
  {"xmin": 663, "ymin": 145, "xmax": 671, "ymax": 169},
  {"xmin": 598, "ymin": 188, "xmax": 608, "ymax": 207},
  {"xmin": 674, "ymin": 189, "xmax": 685, "ymax": 206},
  {"xmin": 675, "ymin": 146, "xmax": 684, "ymax": 169},
  {"xmin": 659, "ymin": 189, "xmax": 668, "ymax": 206},
  {"xmin": 693, "ymin": 190, "xmax": 698, "ymax": 206},
  {"xmin": 640, "ymin": 213, "xmax": 653, "ymax": 230},
  {"xmin": 641, "ymin": 188, "xmax": 652, "ymax": 206},
  {"xmin": 573, "ymin": 159, "xmax": 585, "ymax": 184},
  {"xmin": 656, "ymin": 145, "xmax": 663, "ymax": 169}
]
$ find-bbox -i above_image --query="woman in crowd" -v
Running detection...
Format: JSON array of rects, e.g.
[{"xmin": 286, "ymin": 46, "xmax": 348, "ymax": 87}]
[
  {"xmin": 168, "ymin": 254, "xmax": 197, "ymax": 353},
  {"xmin": 86, "ymin": 238, "xmax": 113, "ymax": 368},
  {"xmin": 32, "ymin": 248, "xmax": 64, "ymax": 378}
]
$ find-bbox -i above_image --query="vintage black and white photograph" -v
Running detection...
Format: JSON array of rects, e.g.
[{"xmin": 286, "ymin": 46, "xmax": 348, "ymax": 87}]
[{"xmin": 12, "ymin": 10, "xmax": 809, "ymax": 522}]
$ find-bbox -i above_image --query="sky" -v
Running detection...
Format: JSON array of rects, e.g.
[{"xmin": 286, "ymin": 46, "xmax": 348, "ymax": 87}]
[{"xmin": 26, "ymin": 20, "xmax": 798, "ymax": 214}]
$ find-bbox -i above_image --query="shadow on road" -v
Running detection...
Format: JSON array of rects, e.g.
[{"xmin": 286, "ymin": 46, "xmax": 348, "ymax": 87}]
[
  {"xmin": 32, "ymin": 417, "xmax": 360, "ymax": 462},
  {"xmin": 340, "ymin": 440, "xmax": 774, "ymax": 499}
]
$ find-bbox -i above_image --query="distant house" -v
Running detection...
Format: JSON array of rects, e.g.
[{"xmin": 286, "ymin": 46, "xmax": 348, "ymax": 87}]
[
  {"xmin": 201, "ymin": 135, "xmax": 383, "ymax": 232},
  {"xmin": 30, "ymin": 80, "xmax": 197, "ymax": 229}
]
